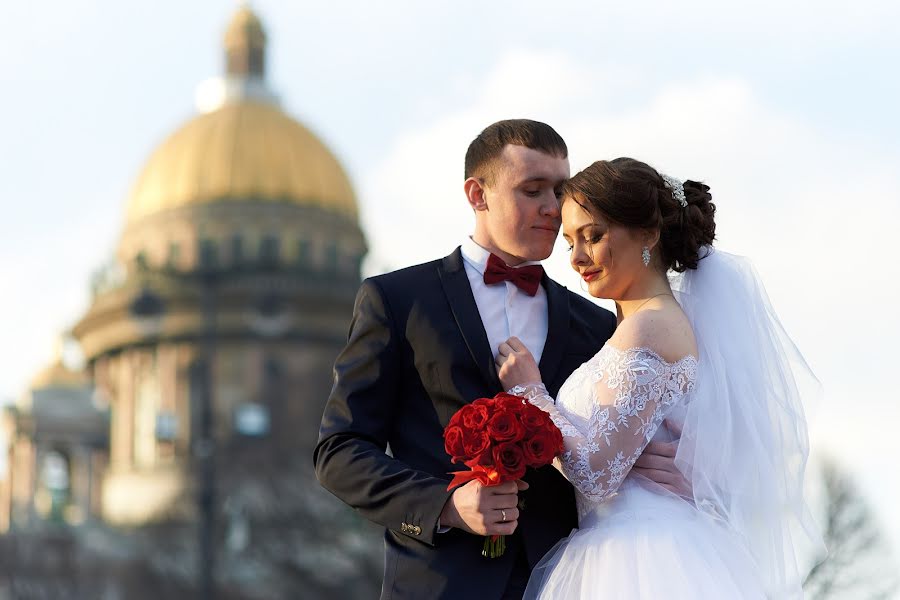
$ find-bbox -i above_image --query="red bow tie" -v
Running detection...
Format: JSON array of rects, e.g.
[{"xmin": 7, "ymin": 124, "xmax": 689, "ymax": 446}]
[{"xmin": 483, "ymin": 253, "xmax": 544, "ymax": 296}]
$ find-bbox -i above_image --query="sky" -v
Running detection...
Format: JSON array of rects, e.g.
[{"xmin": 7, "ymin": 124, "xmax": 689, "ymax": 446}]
[{"xmin": 2, "ymin": 0, "xmax": 899, "ymax": 584}]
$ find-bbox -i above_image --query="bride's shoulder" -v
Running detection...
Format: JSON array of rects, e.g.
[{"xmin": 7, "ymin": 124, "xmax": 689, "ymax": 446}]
[{"xmin": 609, "ymin": 305, "xmax": 697, "ymax": 364}]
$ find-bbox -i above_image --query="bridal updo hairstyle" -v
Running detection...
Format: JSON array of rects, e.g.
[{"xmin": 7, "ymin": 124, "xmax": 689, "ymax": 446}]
[{"xmin": 562, "ymin": 158, "xmax": 716, "ymax": 273}]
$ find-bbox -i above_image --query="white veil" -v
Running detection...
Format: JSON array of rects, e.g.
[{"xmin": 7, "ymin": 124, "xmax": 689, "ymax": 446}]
[{"xmin": 670, "ymin": 248, "xmax": 825, "ymax": 598}]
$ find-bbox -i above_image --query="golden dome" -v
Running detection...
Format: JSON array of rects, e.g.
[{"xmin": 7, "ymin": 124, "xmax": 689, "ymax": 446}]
[{"xmin": 125, "ymin": 100, "xmax": 358, "ymax": 223}]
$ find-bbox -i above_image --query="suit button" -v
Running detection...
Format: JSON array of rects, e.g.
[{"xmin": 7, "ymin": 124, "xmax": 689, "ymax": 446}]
[
  {"xmin": 412, "ymin": 525, "xmax": 421, "ymax": 535},
  {"xmin": 400, "ymin": 523, "xmax": 409, "ymax": 533}
]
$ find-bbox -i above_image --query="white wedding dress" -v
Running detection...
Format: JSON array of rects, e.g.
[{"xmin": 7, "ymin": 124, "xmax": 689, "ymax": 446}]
[{"xmin": 514, "ymin": 249, "xmax": 823, "ymax": 599}]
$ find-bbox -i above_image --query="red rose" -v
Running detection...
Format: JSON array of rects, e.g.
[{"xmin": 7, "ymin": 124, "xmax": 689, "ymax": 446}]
[
  {"xmin": 471, "ymin": 397, "xmax": 495, "ymax": 417},
  {"xmin": 520, "ymin": 403, "xmax": 547, "ymax": 433},
  {"xmin": 462, "ymin": 429, "xmax": 491, "ymax": 464},
  {"xmin": 462, "ymin": 402, "xmax": 491, "ymax": 430},
  {"xmin": 449, "ymin": 404, "xmax": 472, "ymax": 429},
  {"xmin": 493, "ymin": 442, "xmax": 527, "ymax": 481},
  {"xmin": 487, "ymin": 409, "xmax": 525, "ymax": 442},
  {"xmin": 494, "ymin": 393, "xmax": 525, "ymax": 413},
  {"xmin": 443, "ymin": 426, "xmax": 467, "ymax": 463},
  {"xmin": 522, "ymin": 431, "xmax": 559, "ymax": 466},
  {"xmin": 546, "ymin": 422, "xmax": 563, "ymax": 454}
]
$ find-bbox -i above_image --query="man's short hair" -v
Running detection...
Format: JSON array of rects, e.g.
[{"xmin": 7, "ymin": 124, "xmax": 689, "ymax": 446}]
[{"xmin": 464, "ymin": 119, "xmax": 567, "ymax": 183}]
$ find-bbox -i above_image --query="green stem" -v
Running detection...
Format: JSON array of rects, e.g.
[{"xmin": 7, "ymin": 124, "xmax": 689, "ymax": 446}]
[{"xmin": 481, "ymin": 534, "xmax": 506, "ymax": 558}]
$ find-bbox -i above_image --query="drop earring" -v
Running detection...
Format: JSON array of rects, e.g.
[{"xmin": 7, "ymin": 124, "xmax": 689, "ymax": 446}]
[{"xmin": 642, "ymin": 247, "xmax": 651, "ymax": 267}]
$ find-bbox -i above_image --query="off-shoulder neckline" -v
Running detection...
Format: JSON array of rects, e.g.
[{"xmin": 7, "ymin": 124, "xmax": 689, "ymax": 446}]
[{"xmin": 599, "ymin": 344, "xmax": 698, "ymax": 367}]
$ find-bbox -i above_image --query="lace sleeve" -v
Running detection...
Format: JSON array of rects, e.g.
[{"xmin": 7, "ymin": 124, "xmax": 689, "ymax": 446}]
[{"xmin": 510, "ymin": 347, "xmax": 696, "ymax": 502}]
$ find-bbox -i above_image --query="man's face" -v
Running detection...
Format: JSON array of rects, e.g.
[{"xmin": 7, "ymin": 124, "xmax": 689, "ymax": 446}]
[{"xmin": 475, "ymin": 145, "xmax": 569, "ymax": 265}]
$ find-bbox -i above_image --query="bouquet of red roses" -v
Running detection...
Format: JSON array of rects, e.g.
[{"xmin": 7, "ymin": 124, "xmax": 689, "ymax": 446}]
[{"xmin": 443, "ymin": 392, "xmax": 563, "ymax": 558}]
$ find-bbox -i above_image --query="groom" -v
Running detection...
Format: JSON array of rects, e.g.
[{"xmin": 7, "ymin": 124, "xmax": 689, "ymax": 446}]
[{"xmin": 315, "ymin": 120, "xmax": 682, "ymax": 599}]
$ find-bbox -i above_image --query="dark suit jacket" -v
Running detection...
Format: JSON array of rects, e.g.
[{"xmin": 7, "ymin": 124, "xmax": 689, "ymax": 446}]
[{"xmin": 314, "ymin": 248, "xmax": 616, "ymax": 599}]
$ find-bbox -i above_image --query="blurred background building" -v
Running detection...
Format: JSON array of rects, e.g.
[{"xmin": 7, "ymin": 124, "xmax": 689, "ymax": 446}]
[
  {"xmin": 0, "ymin": 6, "xmax": 380, "ymax": 598},
  {"xmin": 1, "ymin": 348, "xmax": 106, "ymax": 531}
]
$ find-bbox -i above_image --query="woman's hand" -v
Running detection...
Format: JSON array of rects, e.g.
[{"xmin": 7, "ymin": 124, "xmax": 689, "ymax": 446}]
[{"xmin": 496, "ymin": 336, "xmax": 542, "ymax": 390}]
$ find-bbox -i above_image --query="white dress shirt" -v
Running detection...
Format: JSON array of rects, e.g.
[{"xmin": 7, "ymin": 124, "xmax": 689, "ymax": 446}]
[{"xmin": 460, "ymin": 237, "xmax": 548, "ymax": 365}]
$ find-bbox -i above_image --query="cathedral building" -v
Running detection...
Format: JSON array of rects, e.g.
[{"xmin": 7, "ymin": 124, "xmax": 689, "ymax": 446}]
[
  {"xmin": 71, "ymin": 4, "xmax": 366, "ymax": 526},
  {"xmin": 1, "ymin": 7, "xmax": 379, "ymax": 597}
]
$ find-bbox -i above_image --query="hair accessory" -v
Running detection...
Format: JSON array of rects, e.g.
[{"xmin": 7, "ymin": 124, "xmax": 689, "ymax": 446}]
[
  {"xmin": 662, "ymin": 174, "xmax": 687, "ymax": 208},
  {"xmin": 642, "ymin": 246, "xmax": 651, "ymax": 267}
]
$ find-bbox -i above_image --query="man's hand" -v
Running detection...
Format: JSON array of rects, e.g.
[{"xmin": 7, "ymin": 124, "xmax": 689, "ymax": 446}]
[
  {"xmin": 439, "ymin": 479, "xmax": 529, "ymax": 536},
  {"xmin": 632, "ymin": 419, "xmax": 693, "ymax": 498}
]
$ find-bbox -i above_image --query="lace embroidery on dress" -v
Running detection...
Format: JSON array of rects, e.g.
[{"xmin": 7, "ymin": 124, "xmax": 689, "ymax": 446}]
[{"xmin": 510, "ymin": 346, "xmax": 697, "ymax": 507}]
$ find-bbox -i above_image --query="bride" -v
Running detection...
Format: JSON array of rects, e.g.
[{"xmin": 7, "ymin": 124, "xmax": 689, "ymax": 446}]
[{"xmin": 496, "ymin": 158, "xmax": 823, "ymax": 599}]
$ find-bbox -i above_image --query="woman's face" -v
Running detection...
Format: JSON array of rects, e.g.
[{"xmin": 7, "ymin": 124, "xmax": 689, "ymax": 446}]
[{"xmin": 561, "ymin": 197, "xmax": 648, "ymax": 301}]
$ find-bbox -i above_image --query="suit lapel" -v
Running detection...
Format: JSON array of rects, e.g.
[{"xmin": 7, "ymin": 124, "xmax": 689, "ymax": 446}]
[
  {"xmin": 539, "ymin": 276, "xmax": 569, "ymax": 394},
  {"xmin": 438, "ymin": 248, "xmax": 502, "ymax": 390}
]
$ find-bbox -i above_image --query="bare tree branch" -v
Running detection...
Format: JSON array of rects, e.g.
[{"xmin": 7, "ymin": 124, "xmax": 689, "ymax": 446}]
[{"xmin": 804, "ymin": 457, "xmax": 900, "ymax": 600}]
